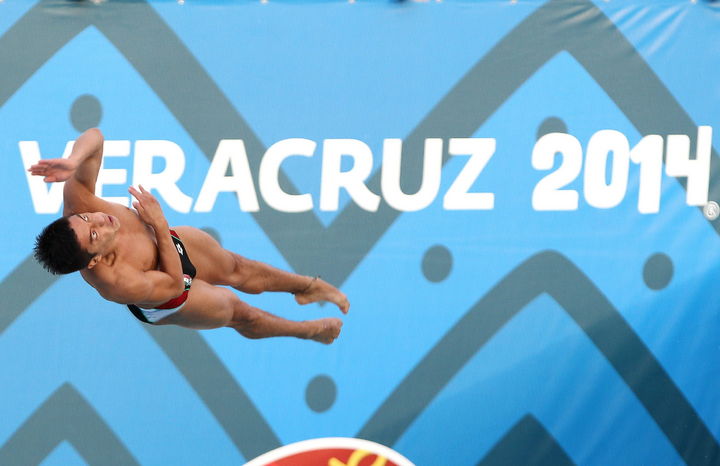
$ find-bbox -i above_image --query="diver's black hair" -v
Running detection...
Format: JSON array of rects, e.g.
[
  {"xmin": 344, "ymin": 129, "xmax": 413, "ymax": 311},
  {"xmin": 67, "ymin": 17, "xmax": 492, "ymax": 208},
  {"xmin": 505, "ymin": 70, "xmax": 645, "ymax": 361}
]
[{"xmin": 33, "ymin": 216, "xmax": 94, "ymax": 275}]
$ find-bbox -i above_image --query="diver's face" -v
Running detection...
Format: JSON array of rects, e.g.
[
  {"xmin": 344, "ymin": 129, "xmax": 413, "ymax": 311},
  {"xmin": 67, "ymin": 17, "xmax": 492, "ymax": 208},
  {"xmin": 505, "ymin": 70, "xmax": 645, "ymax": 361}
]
[{"xmin": 67, "ymin": 212, "xmax": 121, "ymax": 261}]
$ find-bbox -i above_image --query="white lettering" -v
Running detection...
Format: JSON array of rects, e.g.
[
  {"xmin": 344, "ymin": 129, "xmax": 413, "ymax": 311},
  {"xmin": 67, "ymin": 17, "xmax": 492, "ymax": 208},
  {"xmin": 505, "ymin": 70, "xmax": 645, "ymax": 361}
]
[
  {"xmin": 531, "ymin": 133, "xmax": 582, "ymax": 211},
  {"xmin": 320, "ymin": 139, "xmax": 380, "ymax": 212},
  {"xmin": 630, "ymin": 135, "xmax": 663, "ymax": 214},
  {"xmin": 666, "ymin": 126, "xmax": 711, "ymax": 206},
  {"xmin": 381, "ymin": 138, "xmax": 442, "ymax": 211},
  {"xmin": 584, "ymin": 130, "xmax": 629, "ymax": 209},
  {"xmin": 22, "ymin": 131, "xmax": 711, "ymax": 216},
  {"xmin": 443, "ymin": 138, "xmax": 496, "ymax": 210},
  {"xmin": 194, "ymin": 139, "xmax": 259, "ymax": 212},
  {"xmin": 133, "ymin": 140, "xmax": 193, "ymax": 213},
  {"xmin": 96, "ymin": 140, "xmax": 131, "ymax": 206},
  {"xmin": 259, "ymin": 138, "xmax": 315, "ymax": 212}
]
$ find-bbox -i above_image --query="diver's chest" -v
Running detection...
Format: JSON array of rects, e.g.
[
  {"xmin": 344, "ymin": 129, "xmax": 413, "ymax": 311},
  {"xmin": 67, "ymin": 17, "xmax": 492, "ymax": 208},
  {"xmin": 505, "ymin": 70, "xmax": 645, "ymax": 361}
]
[{"xmin": 117, "ymin": 230, "xmax": 158, "ymax": 271}]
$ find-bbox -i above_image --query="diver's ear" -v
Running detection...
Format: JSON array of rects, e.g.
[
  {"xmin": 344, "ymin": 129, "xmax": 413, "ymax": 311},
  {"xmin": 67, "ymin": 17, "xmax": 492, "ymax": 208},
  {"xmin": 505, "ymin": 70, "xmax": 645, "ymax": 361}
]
[{"xmin": 87, "ymin": 255, "xmax": 101, "ymax": 269}]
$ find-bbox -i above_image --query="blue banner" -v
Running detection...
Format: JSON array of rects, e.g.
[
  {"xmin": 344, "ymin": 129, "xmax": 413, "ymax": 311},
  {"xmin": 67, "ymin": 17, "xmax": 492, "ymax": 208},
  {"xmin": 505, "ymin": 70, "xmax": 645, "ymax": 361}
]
[{"xmin": 1, "ymin": 1, "xmax": 719, "ymax": 465}]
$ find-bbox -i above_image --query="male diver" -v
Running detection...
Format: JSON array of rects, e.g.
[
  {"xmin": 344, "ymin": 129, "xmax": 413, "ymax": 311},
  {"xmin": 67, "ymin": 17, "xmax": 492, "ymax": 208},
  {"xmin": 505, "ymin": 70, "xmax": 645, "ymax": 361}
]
[{"xmin": 30, "ymin": 128, "xmax": 348, "ymax": 344}]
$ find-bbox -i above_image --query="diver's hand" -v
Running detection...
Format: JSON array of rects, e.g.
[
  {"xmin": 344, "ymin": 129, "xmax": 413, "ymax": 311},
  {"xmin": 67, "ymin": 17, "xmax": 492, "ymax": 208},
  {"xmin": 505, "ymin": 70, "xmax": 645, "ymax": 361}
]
[
  {"xmin": 129, "ymin": 185, "xmax": 169, "ymax": 231},
  {"xmin": 27, "ymin": 158, "xmax": 78, "ymax": 183}
]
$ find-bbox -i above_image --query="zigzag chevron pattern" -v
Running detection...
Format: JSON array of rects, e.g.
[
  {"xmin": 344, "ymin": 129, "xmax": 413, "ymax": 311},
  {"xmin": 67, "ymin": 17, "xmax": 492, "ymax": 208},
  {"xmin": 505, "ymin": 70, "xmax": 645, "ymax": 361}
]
[{"xmin": 0, "ymin": 1, "xmax": 717, "ymax": 464}]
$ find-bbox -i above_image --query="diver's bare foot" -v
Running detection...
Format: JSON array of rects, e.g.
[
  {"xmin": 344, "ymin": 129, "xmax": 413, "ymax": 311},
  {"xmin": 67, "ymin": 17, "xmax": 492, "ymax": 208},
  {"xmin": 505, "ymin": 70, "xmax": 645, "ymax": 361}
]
[
  {"xmin": 308, "ymin": 318, "xmax": 343, "ymax": 344},
  {"xmin": 294, "ymin": 277, "xmax": 350, "ymax": 314}
]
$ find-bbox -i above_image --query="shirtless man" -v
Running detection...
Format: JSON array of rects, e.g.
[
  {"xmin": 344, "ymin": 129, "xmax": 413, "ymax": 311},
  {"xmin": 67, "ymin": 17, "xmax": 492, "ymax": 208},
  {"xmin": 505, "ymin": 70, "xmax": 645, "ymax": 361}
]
[{"xmin": 30, "ymin": 128, "xmax": 348, "ymax": 344}]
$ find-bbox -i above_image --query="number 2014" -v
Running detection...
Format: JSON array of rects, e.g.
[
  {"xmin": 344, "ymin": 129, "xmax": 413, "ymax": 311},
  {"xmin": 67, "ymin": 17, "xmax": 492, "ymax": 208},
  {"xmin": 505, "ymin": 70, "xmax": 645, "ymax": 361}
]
[{"xmin": 531, "ymin": 127, "xmax": 712, "ymax": 213}]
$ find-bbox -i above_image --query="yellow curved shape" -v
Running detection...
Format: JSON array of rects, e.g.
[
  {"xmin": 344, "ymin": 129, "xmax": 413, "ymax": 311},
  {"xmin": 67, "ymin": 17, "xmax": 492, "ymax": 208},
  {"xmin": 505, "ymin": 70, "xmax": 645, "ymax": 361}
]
[{"xmin": 329, "ymin": 449, "xmax": 388, "ymax": 466}]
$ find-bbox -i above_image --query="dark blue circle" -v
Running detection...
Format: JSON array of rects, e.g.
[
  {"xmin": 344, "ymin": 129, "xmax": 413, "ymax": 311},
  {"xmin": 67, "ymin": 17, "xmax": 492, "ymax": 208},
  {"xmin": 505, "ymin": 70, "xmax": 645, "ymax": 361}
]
[
  {"xmin": 422, "ymin": 245, "xmax": 453, "ymax": 283},
  {"xmin": 70, "ymin": 94, "xmax": 102, "ymax": 132},
  {"xmin": 536, "ymin": 116, "xmax": 568, "ymax": 140},
  {"xmin": 305, "ymin": 375, "xmax": 337, "ymax": 413},
  {"xmin": 643, "ymin": 253, "xmax": 673, "ymax": 290}
]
